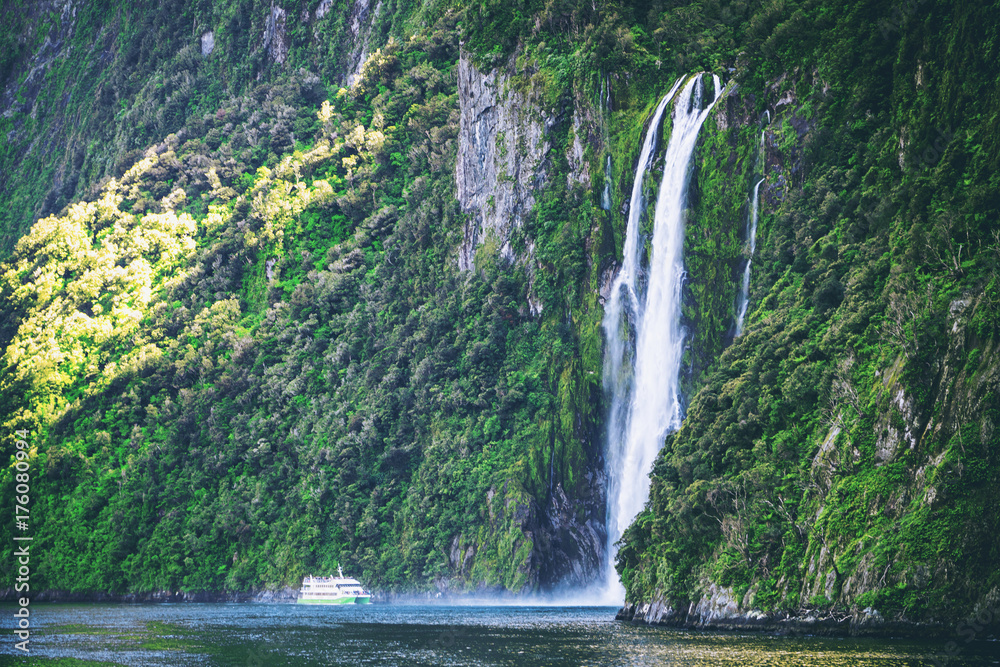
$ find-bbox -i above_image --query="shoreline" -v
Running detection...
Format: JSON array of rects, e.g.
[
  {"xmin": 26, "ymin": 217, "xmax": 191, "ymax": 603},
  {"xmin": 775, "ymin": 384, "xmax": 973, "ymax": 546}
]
[
  {"xmin": 5, "ymin": 587, "xmax": 998, "ymax": 642},
  {"xmin": 0, "ymin": 588, "xmax": 297, "ymax": 604},
  {"xmin": 616, "ymin": 600, "xmax": 1000, "ymax": 640}
]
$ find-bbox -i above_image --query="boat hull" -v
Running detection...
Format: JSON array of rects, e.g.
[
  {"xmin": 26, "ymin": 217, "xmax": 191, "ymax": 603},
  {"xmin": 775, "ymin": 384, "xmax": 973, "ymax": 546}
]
[{"xmin": 297, "ymin": 596, "xmax": 356, "ymax": 604}]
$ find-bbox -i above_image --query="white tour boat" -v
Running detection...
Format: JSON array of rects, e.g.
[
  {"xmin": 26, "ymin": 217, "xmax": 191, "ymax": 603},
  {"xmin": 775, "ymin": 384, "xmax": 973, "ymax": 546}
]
[{"xmin": 297, "ymin": 567, "xmax": 372, "ymax": 604}]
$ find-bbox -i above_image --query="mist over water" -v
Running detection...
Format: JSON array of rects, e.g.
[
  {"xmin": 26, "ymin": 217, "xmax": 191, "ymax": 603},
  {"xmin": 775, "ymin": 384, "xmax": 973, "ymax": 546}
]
[{"xmin": 599, "ymin": 73, "xmax": 723, "ymax": 604}]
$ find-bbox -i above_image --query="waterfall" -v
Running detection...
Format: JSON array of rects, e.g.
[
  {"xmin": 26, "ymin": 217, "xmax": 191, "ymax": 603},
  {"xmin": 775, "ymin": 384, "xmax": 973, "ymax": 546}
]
[
  {"xmin": 734, "ymin": 117, "xmax": 769, "ymax": 337},
  {"xmin": 601, "ymin": 155, "xmax": 613, "ymax": 211},
  {"xmin": 600, "ymin": 75, "xmax": 613, "ymax": 211},
  {"xmin": 601, "ymin": 73, "xmax": 722, "ymax": 600},
  {"xmin": 601, "ymin": 80, "xmax": 680, "ymax": 574},
  {"xmin": 735, "ymin": 174, "xmax": 764, "ymax": 336}
]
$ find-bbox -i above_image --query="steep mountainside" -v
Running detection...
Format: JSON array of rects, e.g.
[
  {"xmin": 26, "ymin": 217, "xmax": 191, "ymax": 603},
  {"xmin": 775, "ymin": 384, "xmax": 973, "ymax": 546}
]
[
  {"xmin": 1, "ymin": 1, "xmax": 609, "ymax": 596},
  {"xmin": 615, "ymin": 0, "xmax": 1000, "ymax": 632},
  {"xmin": 1, "ymin": 0, "xmax": 998, "ymax": 633}
]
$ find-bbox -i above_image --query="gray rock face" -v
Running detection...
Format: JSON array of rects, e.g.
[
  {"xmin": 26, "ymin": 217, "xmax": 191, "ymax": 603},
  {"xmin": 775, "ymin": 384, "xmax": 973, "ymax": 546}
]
[
  {"xmin": 622, "ymin": 584, "xmax": 766, "ymax": 627},
  {"xmin": 346, "ymin": 0, "xmax": 382, "ymax": 86},
  {"xmin": 261, "ymin": 6, "xmax": 289, "ymax": 66},
  {"xmin": 2, "ymin": 0, "xmax": 77, "ymax": 119},
  {"xmin": 567, "ymin": 108, "xmax": 590, "ymax": 187},
  {"xmin": 253, "ymin": 587, "xmax": 298, "ymax": 603},
  {"xmin": 314, "ymin": 0, "xmax": 334, "ymax": 19},
  {"xmin": 455, "ymin": 49, "xmax": 551, "ymax": 275},
  {"xmin": 536, "ymin": 475, "xmax": 607, "ymax": 589}
]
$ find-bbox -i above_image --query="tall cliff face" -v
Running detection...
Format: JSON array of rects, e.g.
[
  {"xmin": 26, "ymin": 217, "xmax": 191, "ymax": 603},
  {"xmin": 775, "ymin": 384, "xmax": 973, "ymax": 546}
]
[
  {"xmin": 455, "ymin": 49, "xmax": 550, "ymax": 275},
  {"xmin": 454, "ymin": 49, "xmax": 599, "ymax": 320},
  {"xmin": 452, "ymin": 47, "xmax": 608, "ymax": 591}
]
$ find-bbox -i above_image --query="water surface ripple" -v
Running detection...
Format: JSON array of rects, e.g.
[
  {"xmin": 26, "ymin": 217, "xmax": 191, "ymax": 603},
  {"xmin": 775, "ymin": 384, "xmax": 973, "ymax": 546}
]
[{"xmin": 3, "ymin": 603, "xmax": 998, "ymax": 666}]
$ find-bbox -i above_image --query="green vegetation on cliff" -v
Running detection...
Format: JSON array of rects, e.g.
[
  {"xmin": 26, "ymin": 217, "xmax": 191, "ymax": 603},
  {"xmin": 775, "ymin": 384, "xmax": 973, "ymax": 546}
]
[
  {"xmin": 616, "ymin": 0, "xmax": 1000, "ymax": 623},
  {"xmin": 0, "ymin": 6, "xmax": 610, "ymax": 594},
  {"xmin": 0, "ymin": 0, "xmax": 998, "ymax": 625}
]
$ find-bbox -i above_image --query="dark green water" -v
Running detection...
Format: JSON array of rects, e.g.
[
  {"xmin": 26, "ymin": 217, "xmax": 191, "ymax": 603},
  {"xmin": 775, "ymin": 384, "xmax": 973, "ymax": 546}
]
[{"xmin": 1, "ymin": 604, "xmax": 998, "ymax": 666}]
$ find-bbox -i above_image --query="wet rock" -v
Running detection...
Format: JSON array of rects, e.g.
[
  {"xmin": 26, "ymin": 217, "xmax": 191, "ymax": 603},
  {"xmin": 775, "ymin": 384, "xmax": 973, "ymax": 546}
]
[
  {"xmin": 535, "ymin": 478, "xmax": 606, "ymax": 589},
  {"xmin": 617, "ymin": 595, "xmax": 956, "ymax": 637},
  {"xmin": 345, "ymin": 0, "xmax": 382, "ymax": 85}
]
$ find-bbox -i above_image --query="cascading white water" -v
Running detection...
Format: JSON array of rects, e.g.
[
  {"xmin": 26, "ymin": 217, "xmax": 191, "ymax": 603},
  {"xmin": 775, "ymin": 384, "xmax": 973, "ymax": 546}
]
[
  {"xmin": 601, "ymin": 81, "xmax": 681, "ymax": 595},
  {"xmin": 734, "ymin": 119, "xmax": 768, "ymax": 337},
  {"xmin": 601, "ymin": 79, "xmax": 682, "ymax": 510},
  {"xmin": 600, "ymin": 73, "xmax": 723, "ymax": 601},
  {"xmin": 735, "ymin": 174, "xmax": 764, "ymax": 337}
]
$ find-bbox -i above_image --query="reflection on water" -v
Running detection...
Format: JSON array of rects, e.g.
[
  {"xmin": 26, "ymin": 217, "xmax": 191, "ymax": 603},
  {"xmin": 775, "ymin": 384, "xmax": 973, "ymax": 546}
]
[{"xmin": 1, "ymin": 603, "xmax": 998, "ymax": 666}]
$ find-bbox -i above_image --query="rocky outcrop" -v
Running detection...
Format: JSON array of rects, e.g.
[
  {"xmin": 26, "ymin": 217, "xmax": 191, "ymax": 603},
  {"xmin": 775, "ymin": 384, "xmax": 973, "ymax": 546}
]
[
  {"xmin": 200, "ymin": 31, "xmax": 215, "ymax": 57},
  {"xmin": 567, "ymin": 108, "xmax": 591, "ymax": 188},
  {"xmin": 345, "ymin": 0, "xmax": 383, "ymax": 85},
  {"xmin": 314, "ymin": 0, "xmax": 335, "ymax": 19},
  {"xmin": 1, "ymin": 586, "xmax": 298, "ymax": 603},
  {"xmin": 2, "ymin": 0, "xmax": 76, "ymax": 118},
  {"xmin": 429, "ymin": 467, "xmax": 605, "ymax": 594},
  {"xmin": 252, "ymin": 587, "xmax": 299, "ymax": 603},
  {"xmin": 535, "ymin": 474, "xmax": 607, "ymax": 589},
  {"xmin": 616, "ymin": 583, "xmax": 1000, "ymax": 638},
  {"xmin": 261, "ymin": 5, "xmax": 289, "ymax": 66},
  {"xmin": 455, "ymin": 49, "xmax": 552, "ymax": 274},
  {"xmin": 3, "ymin": 588, "xmax": 254, "ymax": 603},
  {"xmin": 615, "ymin": 594, "xmax": 963, "ymax": 637}
]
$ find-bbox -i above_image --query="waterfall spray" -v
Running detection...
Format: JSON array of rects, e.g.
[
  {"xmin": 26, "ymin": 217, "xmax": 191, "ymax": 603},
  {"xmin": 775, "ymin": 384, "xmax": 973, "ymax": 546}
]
[{"xmin": 601, "ymin": 73, "xmax": 723, "ymax": 602}]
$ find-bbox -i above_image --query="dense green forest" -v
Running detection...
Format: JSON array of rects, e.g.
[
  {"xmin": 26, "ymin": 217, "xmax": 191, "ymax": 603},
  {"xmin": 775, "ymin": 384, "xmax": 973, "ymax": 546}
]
[
  {"xmin": 1, "ymin": 0, "xmax": 609, "ymax": 595},
  {"xmin": 1, "ymin": 0, "xmax": 998, "ymax": 631}
]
